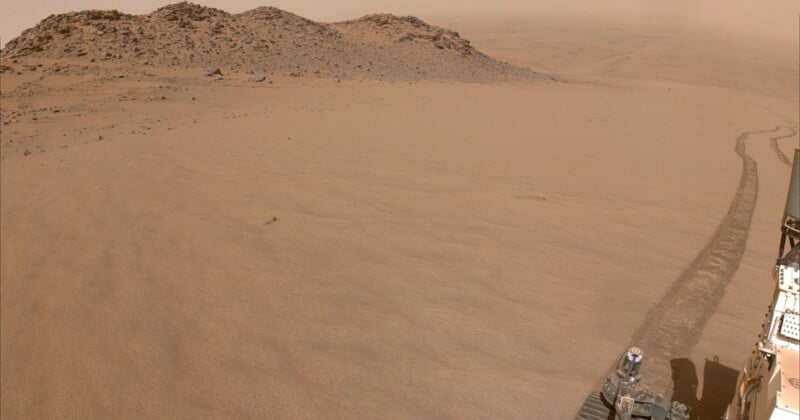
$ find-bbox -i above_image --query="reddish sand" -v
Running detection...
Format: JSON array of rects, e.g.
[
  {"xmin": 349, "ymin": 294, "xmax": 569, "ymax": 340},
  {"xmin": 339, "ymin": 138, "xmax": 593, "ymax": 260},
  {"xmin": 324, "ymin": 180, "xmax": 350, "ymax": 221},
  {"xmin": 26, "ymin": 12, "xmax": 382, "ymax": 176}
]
[{"xmin": 1, "ymin": 4, "xmax": 798, "ymax": 419}]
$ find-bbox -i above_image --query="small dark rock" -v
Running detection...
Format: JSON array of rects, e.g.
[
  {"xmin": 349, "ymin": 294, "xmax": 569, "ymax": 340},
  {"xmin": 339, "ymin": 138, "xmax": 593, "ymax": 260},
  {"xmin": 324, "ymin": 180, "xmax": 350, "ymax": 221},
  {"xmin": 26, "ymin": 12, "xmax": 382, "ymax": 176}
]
[
  {"xmin": 204, "ymin": 67, "xmax": 222, "ymax": 76},
  {"xmin": 517, "ymin": 195, "xmax": 547, "ymax": 201}
]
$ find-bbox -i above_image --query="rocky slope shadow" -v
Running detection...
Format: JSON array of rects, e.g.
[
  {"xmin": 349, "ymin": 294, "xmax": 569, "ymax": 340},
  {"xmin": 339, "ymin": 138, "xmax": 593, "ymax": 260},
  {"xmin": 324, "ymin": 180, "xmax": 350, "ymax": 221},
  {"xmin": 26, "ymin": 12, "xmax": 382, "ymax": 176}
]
[{"xmin": 1, "ymin": 2, "xmax": 539, "ymax": 82}]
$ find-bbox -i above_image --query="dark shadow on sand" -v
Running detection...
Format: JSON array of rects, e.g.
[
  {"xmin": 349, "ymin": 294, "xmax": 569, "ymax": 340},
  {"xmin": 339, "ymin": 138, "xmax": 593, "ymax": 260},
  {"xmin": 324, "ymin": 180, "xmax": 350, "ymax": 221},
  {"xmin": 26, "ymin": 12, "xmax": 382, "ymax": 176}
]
[{"xmin": 670, "ymin": 357, "xmax": 740, "ymax": 419}]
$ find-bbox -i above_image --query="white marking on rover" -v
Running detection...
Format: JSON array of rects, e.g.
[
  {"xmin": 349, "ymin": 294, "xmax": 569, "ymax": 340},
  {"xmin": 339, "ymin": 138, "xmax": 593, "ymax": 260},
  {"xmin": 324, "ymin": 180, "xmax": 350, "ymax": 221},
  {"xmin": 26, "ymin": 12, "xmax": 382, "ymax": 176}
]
[{"xmin": 780, "ymin": 313, "xmax": 800, "ymax": 341}]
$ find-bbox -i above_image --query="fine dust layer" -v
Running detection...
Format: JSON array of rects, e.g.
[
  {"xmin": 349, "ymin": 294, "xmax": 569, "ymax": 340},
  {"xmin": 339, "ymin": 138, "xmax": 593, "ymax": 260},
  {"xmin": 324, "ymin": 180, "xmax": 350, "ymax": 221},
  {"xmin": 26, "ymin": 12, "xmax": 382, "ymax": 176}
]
[{"xmin": 2, "ymin": 65, "xmax": 795, "ymax": 418}]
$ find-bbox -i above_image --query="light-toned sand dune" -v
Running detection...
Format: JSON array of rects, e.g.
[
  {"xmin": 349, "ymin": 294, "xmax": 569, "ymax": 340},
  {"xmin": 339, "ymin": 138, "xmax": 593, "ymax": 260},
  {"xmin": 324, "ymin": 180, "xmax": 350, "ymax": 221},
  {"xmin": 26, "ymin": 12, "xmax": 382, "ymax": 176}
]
[{"xmin": 1, "ymin": 2, "xmax": 798, "ymax": 419}]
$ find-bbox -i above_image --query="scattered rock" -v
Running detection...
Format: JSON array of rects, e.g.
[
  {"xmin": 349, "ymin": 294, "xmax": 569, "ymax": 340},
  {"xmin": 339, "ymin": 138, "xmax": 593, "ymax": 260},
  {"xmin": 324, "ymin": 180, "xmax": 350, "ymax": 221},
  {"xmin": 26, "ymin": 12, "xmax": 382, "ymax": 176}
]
[
  {"xmin": 0, "ymin": 3, "xmax": 538, "ymax": 83},
  {"xmin": 517, "ymin": 195, "xmax": 547, "ymax": 201},
  {"xmin": 265, "ymin": 216, "xmax": 278, "ymax": 225},
  {"xmin": 204, "ymin": 67, "xmax": 222, "ymax": 76},
  {"xmin": 248, "ymin": 75, "xmax": 266, "ymax": 82}
]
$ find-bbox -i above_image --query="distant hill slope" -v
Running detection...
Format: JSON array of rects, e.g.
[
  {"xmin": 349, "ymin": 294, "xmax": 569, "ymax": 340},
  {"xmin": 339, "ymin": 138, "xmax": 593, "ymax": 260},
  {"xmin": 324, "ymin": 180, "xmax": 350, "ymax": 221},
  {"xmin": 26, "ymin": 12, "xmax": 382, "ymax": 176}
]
[{"xmin": 0, "ymin": 2, "xmax": 538, "ymax": 82}]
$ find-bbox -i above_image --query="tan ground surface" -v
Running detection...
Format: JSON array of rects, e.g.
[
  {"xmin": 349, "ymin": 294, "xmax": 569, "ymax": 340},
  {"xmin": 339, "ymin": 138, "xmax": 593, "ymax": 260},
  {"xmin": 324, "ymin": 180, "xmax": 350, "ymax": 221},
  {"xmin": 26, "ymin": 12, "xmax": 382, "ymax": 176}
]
[{"xmin": 2, "ymin": 4, "xmax": 799, "ymax": 419}]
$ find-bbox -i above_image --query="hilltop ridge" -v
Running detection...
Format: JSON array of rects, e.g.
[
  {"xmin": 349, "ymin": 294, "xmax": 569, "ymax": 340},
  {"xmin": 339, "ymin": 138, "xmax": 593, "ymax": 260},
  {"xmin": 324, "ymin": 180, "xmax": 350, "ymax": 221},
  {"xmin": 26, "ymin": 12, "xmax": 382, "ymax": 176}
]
[{"xmin": 1, "ymin": 2, "xmax": 538, "ymax": 82}]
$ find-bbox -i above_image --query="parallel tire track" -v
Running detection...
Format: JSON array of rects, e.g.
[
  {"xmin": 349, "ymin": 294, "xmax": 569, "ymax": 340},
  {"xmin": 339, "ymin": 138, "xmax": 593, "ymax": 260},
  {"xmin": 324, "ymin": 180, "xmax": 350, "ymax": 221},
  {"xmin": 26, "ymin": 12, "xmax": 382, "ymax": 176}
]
[
  {"xmin": 769, "ymin": 126, "xmax": 797, "ymax": 167},
  {"xmin": 576, "ymin": 127, "xmax": 779, "ymax": 418},
  {"xmin": 629, "ymin": 127, "xmax": 777, "ymax": 394}
]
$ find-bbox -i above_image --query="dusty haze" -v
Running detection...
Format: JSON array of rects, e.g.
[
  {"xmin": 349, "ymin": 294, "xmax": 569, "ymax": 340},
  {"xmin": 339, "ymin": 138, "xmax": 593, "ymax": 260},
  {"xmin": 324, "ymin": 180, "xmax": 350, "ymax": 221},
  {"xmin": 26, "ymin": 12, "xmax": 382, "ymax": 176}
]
[{"xmin": 1, "ymin": 1, "xmax": 799, "ymax": 419}]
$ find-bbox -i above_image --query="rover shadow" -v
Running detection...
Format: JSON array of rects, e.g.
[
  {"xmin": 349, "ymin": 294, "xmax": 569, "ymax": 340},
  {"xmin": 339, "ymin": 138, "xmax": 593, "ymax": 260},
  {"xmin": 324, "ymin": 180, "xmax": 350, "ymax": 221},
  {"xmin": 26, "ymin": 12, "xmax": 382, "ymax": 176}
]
[{"xmin": 670, "ymin": 357, "xmax": 740, "ymax": 419}]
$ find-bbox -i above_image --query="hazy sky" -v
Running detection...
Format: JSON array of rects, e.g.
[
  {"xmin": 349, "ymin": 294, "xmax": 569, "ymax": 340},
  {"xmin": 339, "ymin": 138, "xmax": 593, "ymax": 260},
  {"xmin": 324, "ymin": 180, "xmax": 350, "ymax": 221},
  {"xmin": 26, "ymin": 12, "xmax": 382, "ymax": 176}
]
[{"xmin": 1, "ymin": 1, "xmax": 797, "ymax": 47}]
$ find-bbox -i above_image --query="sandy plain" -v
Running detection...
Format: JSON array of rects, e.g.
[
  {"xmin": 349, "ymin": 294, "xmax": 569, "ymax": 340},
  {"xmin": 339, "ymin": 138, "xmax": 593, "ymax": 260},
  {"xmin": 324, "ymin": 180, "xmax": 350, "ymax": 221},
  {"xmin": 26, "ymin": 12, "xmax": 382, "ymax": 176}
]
[{"xmin": 1, "ymin": 6, "xmax": 799, "ymax": 420}]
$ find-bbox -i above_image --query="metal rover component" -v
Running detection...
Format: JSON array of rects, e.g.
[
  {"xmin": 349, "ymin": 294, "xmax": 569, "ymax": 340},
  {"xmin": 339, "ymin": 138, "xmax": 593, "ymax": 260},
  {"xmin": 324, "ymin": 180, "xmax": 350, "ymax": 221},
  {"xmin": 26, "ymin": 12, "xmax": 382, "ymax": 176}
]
[
  {"xmin": 599, "ymin": 347, "xmax": 689, "ymax": 420},
  {"xmin": 777, "ymin": 264, "xmax": 800, "ymax": 293},
  {"xmin": 780, "ymin": 312, "xmax": 800, "ymax": 341},
  {"xmin": 777, "ymin": 150, "xmax": 800, "ymax": 264},
  {"xmin": 723, "ymin": 149, "xmax": 800, "ymax": 420}
]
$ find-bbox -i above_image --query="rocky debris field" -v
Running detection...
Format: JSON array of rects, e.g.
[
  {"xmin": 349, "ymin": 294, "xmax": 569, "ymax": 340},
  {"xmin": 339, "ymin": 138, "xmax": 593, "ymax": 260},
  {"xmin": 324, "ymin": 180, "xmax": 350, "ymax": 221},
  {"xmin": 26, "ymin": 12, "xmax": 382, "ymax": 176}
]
[{"xmin": 1, "ymin": 2, "xmax": 538, "ymax": 82}]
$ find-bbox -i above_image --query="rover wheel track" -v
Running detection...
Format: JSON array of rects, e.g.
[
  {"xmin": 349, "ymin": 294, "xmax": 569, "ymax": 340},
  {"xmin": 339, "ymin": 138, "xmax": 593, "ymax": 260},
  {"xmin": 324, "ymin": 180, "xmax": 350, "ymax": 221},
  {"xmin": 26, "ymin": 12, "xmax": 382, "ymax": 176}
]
[
  {"xmin": 769, "ymin": 126, "xmax": 797, "ymax": 167},
  {"xmin": 576, "ymin": 127, "xmax": 779, "ymax": 418}
]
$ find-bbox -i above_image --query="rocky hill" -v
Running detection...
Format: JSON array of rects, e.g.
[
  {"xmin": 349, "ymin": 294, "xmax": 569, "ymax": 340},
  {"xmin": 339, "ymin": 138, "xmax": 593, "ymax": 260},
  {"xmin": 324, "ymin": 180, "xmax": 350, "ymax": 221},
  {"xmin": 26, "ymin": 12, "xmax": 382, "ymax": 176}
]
[{"xmin": 0, "ymin": 2, "xmax": 537, "ymax": 82}]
